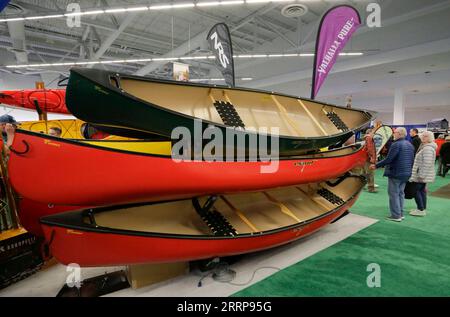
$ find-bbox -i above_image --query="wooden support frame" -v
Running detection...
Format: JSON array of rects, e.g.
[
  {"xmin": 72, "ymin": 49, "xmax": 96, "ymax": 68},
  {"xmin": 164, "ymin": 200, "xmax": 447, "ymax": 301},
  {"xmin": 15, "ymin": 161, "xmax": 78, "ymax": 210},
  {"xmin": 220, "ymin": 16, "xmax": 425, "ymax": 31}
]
[
  {"xmin": 220, "ymin": 196, "xmax": 259, "ymax": 233},
  {"xmin": 262, "ymin": 191, "xmax": 301, "ymax": 223},
  {"xmin": 270, "ymin": 95, "xmax": 303, "ymax": 136},
  {"xmin": 296, "ymin": 187, "xmax": 333, "ymax": 211},
  {"xmin": 297, "ymin": 100, "xmax": 328, "ymax": 136}
]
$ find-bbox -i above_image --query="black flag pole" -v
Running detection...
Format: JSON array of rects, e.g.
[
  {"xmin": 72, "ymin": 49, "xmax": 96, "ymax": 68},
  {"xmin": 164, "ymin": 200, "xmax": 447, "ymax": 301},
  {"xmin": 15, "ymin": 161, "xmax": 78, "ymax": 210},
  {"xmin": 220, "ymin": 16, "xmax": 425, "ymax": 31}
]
[{"xmin": 207, "ymin": 23, "xmax": 235, "ymax": 87}]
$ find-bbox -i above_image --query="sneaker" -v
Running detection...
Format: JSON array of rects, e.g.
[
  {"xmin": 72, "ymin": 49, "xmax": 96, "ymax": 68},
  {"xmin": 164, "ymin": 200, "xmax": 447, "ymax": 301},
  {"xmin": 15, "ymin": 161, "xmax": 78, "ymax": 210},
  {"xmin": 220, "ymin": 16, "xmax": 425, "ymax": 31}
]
[
  {"xmin": 401, "ymin": 216, "xmax": 405, "ymax": 220},
  {"xmin": 374, "ymin": 184, "xmax": 379, "ymax": 188},
  {"xmin": 386, "ymin": 216, "xmax": 402, "ymax": 222},
  {"xmin": 410, "ymin": 210, "xmax": 426, "ymax": 217}
]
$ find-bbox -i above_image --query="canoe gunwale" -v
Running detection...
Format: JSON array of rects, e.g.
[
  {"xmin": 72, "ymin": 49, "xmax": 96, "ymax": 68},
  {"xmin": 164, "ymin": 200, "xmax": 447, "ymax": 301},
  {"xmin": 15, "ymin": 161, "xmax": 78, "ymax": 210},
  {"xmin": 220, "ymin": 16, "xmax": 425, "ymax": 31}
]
[
  {"xmin": 70, "ymin": 68, "xmax": 373, "ymax": 142},
  {"xmin": 40, "ymin": 175, "xmax": 366, "ymax": 240},
  {"xmin": 13, "ymin": 128, "xmax": 365, "ymax": 161}
]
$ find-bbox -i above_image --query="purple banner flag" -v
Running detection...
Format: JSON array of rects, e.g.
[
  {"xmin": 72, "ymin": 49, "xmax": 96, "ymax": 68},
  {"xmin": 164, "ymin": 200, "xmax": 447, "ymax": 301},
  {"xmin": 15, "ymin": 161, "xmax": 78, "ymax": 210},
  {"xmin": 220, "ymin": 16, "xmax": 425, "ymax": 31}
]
[{"xmin": 311, "ymin": 5, "xmax": 361, "ymax": 99}]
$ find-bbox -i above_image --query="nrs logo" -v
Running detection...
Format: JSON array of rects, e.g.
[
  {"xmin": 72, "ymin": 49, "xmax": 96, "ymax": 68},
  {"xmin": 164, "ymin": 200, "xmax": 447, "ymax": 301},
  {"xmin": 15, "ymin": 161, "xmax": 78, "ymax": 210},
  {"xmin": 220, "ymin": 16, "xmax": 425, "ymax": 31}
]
[{"xmin": 210, "ymin": 32, "xmax": 230, "ymax": 69}]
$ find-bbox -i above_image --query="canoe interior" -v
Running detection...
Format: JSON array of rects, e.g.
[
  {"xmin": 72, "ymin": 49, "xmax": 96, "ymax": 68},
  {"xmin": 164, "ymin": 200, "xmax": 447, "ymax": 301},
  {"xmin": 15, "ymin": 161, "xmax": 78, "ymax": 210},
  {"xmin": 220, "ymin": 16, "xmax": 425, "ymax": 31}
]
[
  {"xmin": 116, "ymin": 77, "xmax": 369, "ymax": 138},
  {"xmin": 91, "ymin": 175, "xmax": 364, "ymax": 237}
]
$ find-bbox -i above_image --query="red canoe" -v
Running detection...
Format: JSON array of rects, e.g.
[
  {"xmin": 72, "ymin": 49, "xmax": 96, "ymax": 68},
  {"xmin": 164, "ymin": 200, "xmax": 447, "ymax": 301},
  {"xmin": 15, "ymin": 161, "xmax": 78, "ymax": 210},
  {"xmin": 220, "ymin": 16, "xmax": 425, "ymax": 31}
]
[
  {"xmin": 0, "ymin": 89, "xmax": 69, "ymax": 114},
  {"xmin": 18, "ymin": 198, "xmax": 84, "ymax": 237},
  {"xmin": 41, "ymin": 176, "xmax": 364, "ymax": 266},
  {"xmin": 40, "ymin": 174, "xmax": 365, "ymax": 266},
  {"xmin": 8, "ymin": 130, "xmax": 367, "ymax": 206}
]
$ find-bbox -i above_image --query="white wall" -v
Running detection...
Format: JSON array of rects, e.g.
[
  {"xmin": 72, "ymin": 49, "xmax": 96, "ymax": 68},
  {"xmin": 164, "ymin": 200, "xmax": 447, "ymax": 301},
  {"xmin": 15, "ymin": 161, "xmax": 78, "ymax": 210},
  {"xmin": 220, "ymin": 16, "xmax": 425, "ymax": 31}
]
[{"xmin": 376, "ymin": 108, "xmax": 450, "ymax": 125}]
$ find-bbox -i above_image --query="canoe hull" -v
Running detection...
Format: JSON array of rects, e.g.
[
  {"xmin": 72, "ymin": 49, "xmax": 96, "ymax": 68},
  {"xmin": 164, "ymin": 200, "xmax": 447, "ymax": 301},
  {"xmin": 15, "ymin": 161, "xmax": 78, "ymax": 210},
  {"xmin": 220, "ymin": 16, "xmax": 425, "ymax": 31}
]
[
  {"xmin": 8, "ymin": 130, "xmax": 367, "ymax": 206},
  {"xmin": 41, "ymin": 196, "xmax": 357, "ymax": 266}
]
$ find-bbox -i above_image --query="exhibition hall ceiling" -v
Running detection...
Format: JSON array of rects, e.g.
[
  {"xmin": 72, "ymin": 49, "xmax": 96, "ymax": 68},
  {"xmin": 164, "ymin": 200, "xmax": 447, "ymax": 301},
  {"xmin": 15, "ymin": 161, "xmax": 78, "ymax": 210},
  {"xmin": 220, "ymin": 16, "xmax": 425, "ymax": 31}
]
[{"xmin": 0, "ymin": 0, "xmax": 449, "ymax": 114}]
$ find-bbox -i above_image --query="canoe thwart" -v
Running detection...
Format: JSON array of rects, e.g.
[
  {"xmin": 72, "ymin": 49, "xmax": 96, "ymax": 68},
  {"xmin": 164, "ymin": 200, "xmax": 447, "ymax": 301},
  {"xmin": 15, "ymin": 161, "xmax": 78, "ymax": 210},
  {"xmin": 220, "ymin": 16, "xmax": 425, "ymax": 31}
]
[
  {"xmin": 262, "ymin": 192, "xmax": 301, "ymax": 223},
  {"xmin": 220, "ymin": 195, "xmax": 260, "ymax": 233},
  {"xmin": 297, "ymin": 99, "xmax": 327, "ymax": 136},
  {"xmin": 270, "ymin": 95, "xmax": 303, "ymax": 136}
]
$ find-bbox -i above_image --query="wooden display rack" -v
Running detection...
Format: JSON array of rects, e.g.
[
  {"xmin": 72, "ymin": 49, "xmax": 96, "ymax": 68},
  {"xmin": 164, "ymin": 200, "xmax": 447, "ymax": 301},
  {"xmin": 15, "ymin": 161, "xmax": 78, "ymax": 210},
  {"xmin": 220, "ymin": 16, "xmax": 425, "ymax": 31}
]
[{"xmin": 126, "ymin": 262, "xmax": 189, "ymax": 289}]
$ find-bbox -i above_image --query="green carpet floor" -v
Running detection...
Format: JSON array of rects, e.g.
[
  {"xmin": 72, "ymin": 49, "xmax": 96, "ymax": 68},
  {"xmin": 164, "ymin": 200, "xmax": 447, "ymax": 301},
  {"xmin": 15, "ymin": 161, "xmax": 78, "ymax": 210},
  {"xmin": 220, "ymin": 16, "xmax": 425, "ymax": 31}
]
[{"xmin": 233, "ymin": 169, "xmax": 450, "ymax": 296}]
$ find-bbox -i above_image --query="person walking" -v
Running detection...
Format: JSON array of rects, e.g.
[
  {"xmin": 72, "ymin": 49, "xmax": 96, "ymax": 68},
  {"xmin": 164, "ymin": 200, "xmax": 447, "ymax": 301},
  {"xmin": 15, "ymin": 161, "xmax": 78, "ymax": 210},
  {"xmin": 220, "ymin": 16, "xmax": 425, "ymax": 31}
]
[
  {"xmin": 409, "ymin": 128, "xmax": 421, "ymax": 155},
  {"xmin": 373, "ymin": 127, "xmax": 415, "ymax": 222},
  {"xmin": 409, "ymin": 131, "xmax": 437, "ymax": 216},
  {"xmin": 364, "ymin": 128, "xmax": 377, "ymax": 193}
]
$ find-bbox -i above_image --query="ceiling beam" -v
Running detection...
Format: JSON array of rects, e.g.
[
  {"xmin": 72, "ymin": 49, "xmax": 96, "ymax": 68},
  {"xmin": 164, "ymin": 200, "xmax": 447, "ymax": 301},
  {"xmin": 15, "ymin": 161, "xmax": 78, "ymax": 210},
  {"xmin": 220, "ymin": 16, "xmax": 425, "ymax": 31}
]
[
  {"xmin": 6, "ymin": 20, "xmax": 28, "ymax": 63},
  {"xmin": 255, "ymin": 17, "xmax": 296, "ymax": 48},
  {"xmin": 87, "ymin": 12, "xmax": 137, "ymax": 68}
]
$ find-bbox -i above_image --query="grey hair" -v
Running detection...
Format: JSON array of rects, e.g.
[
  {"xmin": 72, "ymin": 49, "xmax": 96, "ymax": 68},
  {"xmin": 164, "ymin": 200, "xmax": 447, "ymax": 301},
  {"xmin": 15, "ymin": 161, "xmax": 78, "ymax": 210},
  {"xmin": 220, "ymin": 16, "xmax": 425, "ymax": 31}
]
[
  {"xmin": 421, "ymin": 130, "xmax": 435, "ymax": 143},
  {"xmin": 395, "ymin": 127, "xmax": 407, "ymax": 138}
]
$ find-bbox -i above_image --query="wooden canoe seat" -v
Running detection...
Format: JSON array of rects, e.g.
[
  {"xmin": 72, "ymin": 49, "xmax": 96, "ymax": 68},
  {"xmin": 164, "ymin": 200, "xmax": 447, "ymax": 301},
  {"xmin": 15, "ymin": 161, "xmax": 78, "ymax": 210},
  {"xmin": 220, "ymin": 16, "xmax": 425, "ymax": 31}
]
[
  {"xmin": 213, "ymin": 101, "xmax": 246, "ymax": 128},
  {"xmin": 317, "ymin": 188, "xmax": 345, "ymax": 205},
  {"xmin": 193, "ymin": 197, "xmax": 238, "ymax": 236},
  {"xmin": 323, "ymin": 110, "xmax": 349, "ymax": 132}
]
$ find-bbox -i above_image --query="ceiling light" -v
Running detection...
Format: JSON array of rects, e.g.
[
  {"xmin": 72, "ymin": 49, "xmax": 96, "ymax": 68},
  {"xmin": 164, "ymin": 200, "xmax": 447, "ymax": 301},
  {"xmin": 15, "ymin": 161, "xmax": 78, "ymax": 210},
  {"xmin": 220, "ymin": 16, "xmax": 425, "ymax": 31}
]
[
  {"xmin": 221, "ymin": 1, "xmax": 245, "ymax": 5},
  {"xmin": 104, "ymin": 8, "xmax": 127, "ymax": 13},
  {"xmin": 197, "ymin": 1, "xmax": 221, "ymax": 6},
  {"xmin": 1, "ymin": 17, "xmax": 25, "ymax": 21},
  {"xmin": 82, "ymin": 10, "xmax": 105, "ymax": 15},
  {"xmin": 247, "ymin": 0, "xmax": 292, "ymax": 3},
  {"xmin": 124, "ymin": 6, "xmax": 149, "ymax": 12},
  {"xmin": 4, "ymin": 52, "xmax": 363, "ymax": 69}
]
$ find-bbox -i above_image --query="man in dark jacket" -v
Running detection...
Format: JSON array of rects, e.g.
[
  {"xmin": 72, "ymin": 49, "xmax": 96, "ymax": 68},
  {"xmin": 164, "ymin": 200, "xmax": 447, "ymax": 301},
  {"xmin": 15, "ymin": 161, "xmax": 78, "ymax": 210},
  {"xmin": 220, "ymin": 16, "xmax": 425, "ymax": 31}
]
[
  {"xmin": 439, "ymin": 136, "xmax": 450, "ymax": 177},
  {"xmin": 410, "ymin": 128, "xmax": 421, "ymax": 154},
  {"xmin": 374, "ymin": 127, "xmax": 415, "ymax": 222}
]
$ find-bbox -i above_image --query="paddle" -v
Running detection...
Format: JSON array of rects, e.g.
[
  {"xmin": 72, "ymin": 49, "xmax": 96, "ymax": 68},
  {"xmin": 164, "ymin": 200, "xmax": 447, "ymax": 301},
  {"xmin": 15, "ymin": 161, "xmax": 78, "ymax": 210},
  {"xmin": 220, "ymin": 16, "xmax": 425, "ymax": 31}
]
[{"xmin": 373, "ymin": 125, "xmax": 393, "ymax": 155}]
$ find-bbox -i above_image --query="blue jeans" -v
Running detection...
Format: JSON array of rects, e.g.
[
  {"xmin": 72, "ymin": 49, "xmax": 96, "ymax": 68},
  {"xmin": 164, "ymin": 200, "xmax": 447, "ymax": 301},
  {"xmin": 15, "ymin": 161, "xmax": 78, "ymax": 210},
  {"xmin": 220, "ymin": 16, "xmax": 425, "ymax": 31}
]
[
  {"xmin": 388, "ymin": 178, "xmax": 407, "ymax": 219},
  {"xmin": 414, "ymin": 183, "xmax": 427, "ymax": 211}
]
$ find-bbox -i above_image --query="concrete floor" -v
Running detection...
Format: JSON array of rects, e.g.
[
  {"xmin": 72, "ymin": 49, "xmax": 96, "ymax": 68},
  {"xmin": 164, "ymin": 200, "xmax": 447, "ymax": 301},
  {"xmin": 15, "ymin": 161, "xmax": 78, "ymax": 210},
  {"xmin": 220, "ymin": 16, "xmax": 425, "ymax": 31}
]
[{"xmin": 0, "ymin": 213, "xmax": 377, "ymax": 297}]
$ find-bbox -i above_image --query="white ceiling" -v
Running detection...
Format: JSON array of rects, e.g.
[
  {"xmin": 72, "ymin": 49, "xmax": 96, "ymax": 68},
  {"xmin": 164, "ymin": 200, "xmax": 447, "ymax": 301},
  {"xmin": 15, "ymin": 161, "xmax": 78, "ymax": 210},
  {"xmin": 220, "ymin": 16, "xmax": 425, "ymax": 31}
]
[{"xmin": 0, "ymin": 0, "xmax": 449, "ymax": 120}]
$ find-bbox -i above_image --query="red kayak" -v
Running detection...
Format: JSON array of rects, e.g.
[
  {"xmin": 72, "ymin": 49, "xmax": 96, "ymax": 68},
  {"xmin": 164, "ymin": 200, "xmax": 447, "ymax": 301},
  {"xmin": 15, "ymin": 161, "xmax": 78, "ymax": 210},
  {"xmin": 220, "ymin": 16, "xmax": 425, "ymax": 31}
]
[
  {"xmin": 0, "ymin": 89, "xmax": 69, "ymax": 114},
  {"xmin": 8, "ymin": 129, "xmax": 367, "ymax": 206},
  {"xmin": 40, "ymin": 174, "xmax": 365, "ymax": 266}
]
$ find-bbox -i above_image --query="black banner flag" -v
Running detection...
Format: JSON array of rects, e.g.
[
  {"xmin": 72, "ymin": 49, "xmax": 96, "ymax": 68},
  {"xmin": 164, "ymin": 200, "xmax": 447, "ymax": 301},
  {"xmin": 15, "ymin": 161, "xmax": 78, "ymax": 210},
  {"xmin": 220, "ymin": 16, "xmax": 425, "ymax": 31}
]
[{"xmin": 207, "ymin": 23, "xmax": 235, "ymax": 87}]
